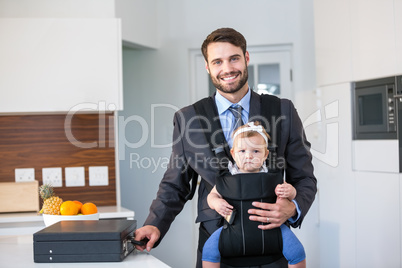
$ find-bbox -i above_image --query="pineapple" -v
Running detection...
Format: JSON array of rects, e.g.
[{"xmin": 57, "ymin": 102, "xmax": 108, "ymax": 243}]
[{"xmin": 39, "ymin": 184, "xmax": 63, "ymax": 215}]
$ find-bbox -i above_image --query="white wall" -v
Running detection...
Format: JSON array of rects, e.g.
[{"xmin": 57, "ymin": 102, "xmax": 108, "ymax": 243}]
[
  {"xmin": 118, "ymin": 0, "xmax": 318, "ymax": 267},
  {"xmin": 115, "ymin": 0, "xmax": 158, "ymax": 49}
]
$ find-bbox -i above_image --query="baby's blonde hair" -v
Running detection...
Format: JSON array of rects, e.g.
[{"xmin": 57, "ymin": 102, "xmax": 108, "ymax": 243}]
[{"xmin": 232, "ymin": 121, "xmax": 270, "ymax": 146}]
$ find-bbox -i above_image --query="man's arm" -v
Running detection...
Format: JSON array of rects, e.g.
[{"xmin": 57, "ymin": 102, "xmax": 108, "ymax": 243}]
[{"xmin": 282, "ymin": 99, "xmax": 317, "ymax": 227}]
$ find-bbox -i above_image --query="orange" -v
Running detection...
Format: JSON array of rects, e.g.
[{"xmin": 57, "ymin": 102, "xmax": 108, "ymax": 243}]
[
  {"xmin": 60, "ymin": 201, "xmax": 79, "ymax": 215},
  {"xmin": 81, "ymin": 202, "xmax": 98, "ymax": 215},
  {"xmin": 73, "ymin": 200, "xmax": 83, "ymax": 213}
]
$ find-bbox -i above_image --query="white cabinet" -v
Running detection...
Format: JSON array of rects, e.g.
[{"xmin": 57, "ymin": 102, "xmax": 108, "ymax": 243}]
[
  {"xmin": 350, "ymin": 0, "xmax": 397, "ymax": 81},
  {"xmin": 396, "ymin": 0, "xmax": 402, "ymax": 74},
  {"xmin": 314, "ymin": 0, "xmax": 399, "ymax": 86},
  {"xmin": 0, "ymin": 18, "xmax": 123, "ymax": 113},
  {"xmin": 355, "ymin": 171, "xmax": 401, "ymax": 267},
  {"xmin": 311, "ymin": 83, "xmax": 357, "ymax": 267},
  {"xmin": 314, "ymin": 0, "xmax": 353, "ymax": 86}
]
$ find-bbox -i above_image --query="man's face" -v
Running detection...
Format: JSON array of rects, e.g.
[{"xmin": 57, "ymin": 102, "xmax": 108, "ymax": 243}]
[{"xmin": 205, "ymin": 42, "xmax": 249, "ymax": 95}]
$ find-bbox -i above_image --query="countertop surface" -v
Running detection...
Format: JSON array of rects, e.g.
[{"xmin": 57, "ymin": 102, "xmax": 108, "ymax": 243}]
[
  {"xmin": 0, "ymin": 235, "xmax": 171, "ymax": 268},
  {"xmin": 0, "ymin": 206, "xmax": 135, "ymax": 236},
  {"xmin": 0, "ymin": 206, "xmax": 134, "ymax": 223}
]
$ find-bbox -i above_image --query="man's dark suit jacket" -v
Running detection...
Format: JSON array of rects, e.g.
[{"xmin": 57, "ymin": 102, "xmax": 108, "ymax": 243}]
[{"xmin": 144, "ymin": 90, "xmax": 317, "ymax": 265}]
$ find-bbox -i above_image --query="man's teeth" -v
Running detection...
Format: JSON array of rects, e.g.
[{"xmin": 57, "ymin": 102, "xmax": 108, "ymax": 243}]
[{"xmin": 222, "ymin": 76, "xmax": 236, "ymax": 81}]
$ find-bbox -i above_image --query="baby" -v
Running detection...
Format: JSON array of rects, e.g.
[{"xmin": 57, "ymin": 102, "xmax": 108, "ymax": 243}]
[{"xmin": 202, "ymin": 121, "xmax": 306, "ymax": 268}]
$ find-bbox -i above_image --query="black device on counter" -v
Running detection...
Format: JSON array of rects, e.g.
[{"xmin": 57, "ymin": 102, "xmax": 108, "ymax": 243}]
[{"xmin": 33, "ymin": 219, "xmax": 145, "ymax": 263}]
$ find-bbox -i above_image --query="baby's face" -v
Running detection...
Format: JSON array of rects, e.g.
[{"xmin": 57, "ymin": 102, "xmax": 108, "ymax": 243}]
[{"xmin": 231, "ymin": 135, "xmax": 268, "ymax": 173}]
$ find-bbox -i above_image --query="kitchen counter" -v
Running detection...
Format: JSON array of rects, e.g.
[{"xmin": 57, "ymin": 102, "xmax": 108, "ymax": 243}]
[
  {"xmin": 0, "ymin": 235, "xmax": 170, "ymax": 268},
  {"xmin": 0, "ymin": 206, "xmax": 135, "ymax": 235}
]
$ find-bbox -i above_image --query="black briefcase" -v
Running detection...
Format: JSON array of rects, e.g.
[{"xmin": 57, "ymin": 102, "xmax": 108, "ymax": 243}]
[{"xmin": 33, "ymin": 219, "xmax": 140, "ymax": 263}]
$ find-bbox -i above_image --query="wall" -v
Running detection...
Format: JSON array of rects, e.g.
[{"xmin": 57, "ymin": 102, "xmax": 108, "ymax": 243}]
[
  {"xmin": 0, "ymin": 113, "xmax": 117, "ymax": 207},
  {"xmin": 115, "ymin": 0, "xmax": 158, "ymax": 49},
  {"xmin": 118, "ymin": 0, "xmax": 318, "ymax": 267}
]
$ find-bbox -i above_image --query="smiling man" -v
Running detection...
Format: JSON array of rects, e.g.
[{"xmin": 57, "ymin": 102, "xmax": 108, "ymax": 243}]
[
  {"xmin": 134, "ymin": 28, "xmax": 317, "ymax": 268},
  {"xmin": 205, "ymin": 41, "xmax": 249, "ymax": 100}
]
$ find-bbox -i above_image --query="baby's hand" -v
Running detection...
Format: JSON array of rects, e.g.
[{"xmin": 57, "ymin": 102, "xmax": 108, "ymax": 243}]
[
  {"xmin": 213, "ymin": 199, "xmax": 233, "ymax": 218},
  {"xmin": 275, "ymin": 182, "xmax": 296, "ymax": 200}
]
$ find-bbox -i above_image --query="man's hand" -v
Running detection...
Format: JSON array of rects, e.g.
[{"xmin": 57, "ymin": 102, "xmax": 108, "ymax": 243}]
[
  {"xmin": 134, "ymin": 225, "xmax": 161, "ymax": 252},
  {"xmin": 248, "ymin": 198, "xmax": 296, "ymax": 230}
]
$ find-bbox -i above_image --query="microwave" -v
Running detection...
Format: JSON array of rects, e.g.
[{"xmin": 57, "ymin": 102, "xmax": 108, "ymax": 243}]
[{"xmin": 352, "ymin": 75, "xmax": 402, "ymax": 140}]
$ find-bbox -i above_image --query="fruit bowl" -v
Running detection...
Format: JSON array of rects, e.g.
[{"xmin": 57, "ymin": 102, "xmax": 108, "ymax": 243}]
[{"xmin": 42, "ymin": 213, "xmax": 99, "ymax": 227}]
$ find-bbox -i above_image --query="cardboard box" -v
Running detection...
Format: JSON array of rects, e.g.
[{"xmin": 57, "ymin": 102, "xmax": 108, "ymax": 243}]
[{"xmin": 0, "ymin": 181, "xmax": 39, "ymax": 213}]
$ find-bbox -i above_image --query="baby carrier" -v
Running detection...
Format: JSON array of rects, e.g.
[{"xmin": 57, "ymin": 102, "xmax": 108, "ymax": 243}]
[
  {"xmin": 216, "ymin": 170, "xmax": 284, "ymax": 266},
  {"xmin": 190, "ymin": 93, "xmax": 286, "ymax": 267}
]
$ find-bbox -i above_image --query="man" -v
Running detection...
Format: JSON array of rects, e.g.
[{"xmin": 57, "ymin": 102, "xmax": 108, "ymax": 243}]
[{"xmin": 135, "ymin": 28, "xmax": 317, "ymax": 268}]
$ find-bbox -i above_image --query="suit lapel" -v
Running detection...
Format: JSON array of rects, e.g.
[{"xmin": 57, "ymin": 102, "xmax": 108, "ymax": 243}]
[
  {"xmin": 249, "ymin": 90, "xmax": 261, "ymax": 119},
  {"xmin": 202, "ymin": 91, "xmax": 262, "ymax": 163},
  {"xmin": 210, "ymin": 94, "xmax": 233, "ymax": 160}
]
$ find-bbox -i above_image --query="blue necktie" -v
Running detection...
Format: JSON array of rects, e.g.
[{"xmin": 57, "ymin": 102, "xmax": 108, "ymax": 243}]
[{"xmin": 228, "ymin": 104, "xmax": 244, "ymax": 134}]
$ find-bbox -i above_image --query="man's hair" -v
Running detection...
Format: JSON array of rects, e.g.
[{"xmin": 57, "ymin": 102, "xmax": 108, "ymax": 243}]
[{"xmin": 201, "ymin": 28, "xmax": 247, "ymax": 62}]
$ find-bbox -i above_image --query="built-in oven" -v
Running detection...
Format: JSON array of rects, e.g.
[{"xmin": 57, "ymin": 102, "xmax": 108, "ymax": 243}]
[
  {"xmin": 352, "ymin": 75, "xmax": 402, "ymax": 173},
  {"xmin": 352, "ymin": 75, "xmax": 401, "ymax": 140}
]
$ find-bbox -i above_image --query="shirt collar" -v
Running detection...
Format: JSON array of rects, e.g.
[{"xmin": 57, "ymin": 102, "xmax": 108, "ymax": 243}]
[{"xmin": 215, "ymin": 88, "xmax": 251, "ymax": 115}]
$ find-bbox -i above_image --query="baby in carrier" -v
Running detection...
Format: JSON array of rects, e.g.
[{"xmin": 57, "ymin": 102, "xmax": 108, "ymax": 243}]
[{"xmin": 202, "ymin": 121, "xmax": 306, "ymax": 268}]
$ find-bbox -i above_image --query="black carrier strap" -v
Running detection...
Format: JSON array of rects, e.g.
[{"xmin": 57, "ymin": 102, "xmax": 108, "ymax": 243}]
[
  {"xmin": 190, "ymin": 93, "xmax": 283, "ymax": 197},
  {"xmin": 191, "ymin": 93, "xmax": 284, "ymax": 266},
  {"xmin": 193, "ymin": 93, "xmax": 282, "ymax": 174},
  {"xmin": 217, "ymin": 171, "xmax": 284, "ymax": 266},
  {"xmin": 187, "ymin": 96, "xmax": 231, "ymax": 200},
  {"xmin": 193, "ymin": 96, "xmax": 232, "ymax": 166},
  {"xmin": 258, "ymin": 94, "xmax": 282, "ymax": 172}
]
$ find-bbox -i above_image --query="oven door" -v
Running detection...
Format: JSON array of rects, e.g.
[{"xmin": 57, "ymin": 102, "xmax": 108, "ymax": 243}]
[{"xmin": 352, "ymin": 77, "xmax": 397, "ymax": 139}]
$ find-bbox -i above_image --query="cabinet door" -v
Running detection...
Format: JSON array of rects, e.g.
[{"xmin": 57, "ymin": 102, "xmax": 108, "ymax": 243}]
[
  {"xmin": 350, "ymin": 0, "xmax": 397, "ymax": 80},
  {"xmin": 355, "ymin": 171, "xmax": 401, "ymax": 267},
  {"xmin": 314, "ymin": 0, "xmax": 353, "ymax": 86},
  {"xmin": 0, "ymin": 18, "xmax": 122, "ymax": 113},
  {"xmin": 396, "ymin": 0, "xmax": 402, "ymax": 74}
]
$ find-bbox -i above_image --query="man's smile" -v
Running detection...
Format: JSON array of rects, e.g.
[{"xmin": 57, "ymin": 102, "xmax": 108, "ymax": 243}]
[{"xmin": 219, "ymin": 72, "xmax": 240, "ymax": 82}]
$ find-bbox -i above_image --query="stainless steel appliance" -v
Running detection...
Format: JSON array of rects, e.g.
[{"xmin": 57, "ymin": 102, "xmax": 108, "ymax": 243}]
[
  {"xmin": 352, "ymin": 75, "xmax": 401, "ymax": 140},
  {"xmin": 352, "ymin": 75, "xmax": 402, "ymax": 173}
]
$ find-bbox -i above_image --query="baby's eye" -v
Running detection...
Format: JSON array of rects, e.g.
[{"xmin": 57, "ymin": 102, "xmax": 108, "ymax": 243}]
[{"xmin": 239, "ymin": 150, "xmax": 245, "ymax": 153}]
